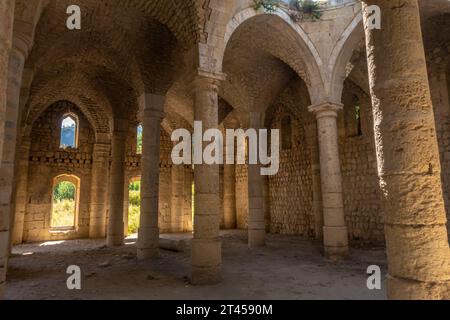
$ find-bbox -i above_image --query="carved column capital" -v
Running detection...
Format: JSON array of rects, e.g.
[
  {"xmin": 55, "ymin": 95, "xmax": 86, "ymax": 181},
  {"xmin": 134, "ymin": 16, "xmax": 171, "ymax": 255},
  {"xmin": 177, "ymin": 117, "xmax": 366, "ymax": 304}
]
[
  {"xmin": 308, "ymin": 102, "xmax": 343, "ymax": 119},
  {"xmin": 189, "ymin": 69, "xmax": 227, "ymax": 94}
]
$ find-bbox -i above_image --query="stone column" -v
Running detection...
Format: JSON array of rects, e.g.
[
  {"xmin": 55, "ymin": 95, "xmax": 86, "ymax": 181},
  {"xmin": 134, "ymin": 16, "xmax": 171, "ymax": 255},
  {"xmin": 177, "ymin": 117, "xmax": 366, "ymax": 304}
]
[
  {"xmin": 247, "ymin": 112, "xmax": 266, "ymax": 247},
  {"xmin": 305, "ymin": 123, "xmax": 324, "ymax": 240},
  {"xmin": 362, "ymin": 0, "xmax": 450, "ymax": 299},
  {"xmin": 191, "ymin": 73, "xmax": 224, "ymax": 285},
  {"xmin": 0, "ymin": 0, "xmax": 16, "ymax": 299},
  {"xmin": 106, "ymin": 121, "xmax": 128, "ymax": 247},
  {"xmin": 0, "ymin": 0, "xmax": 15, "ymax": 160},
  {"xmin": 11, "ymin": 137, "xmax": 30, "ymax": 244},
  {"xmin": 5, "ymin": 33, "xmax": 29, "ymax": 254},
  {"xmin": 170, "ymin": 165, "xmax": 185, "ymax": 232},
  {"xmin": 137, "ymin": 94, "xmax": 165, "ymax": 260},
  {"xmin": 89, "ymin": 143, "xmax": 110, "ymax": 238},
  {"xmin": 11, "ymin": 67, "xmax": 33, "ymax": 246},
  {"xmin": 429, "ymin": 72, "xmax": 450, "ymax": 224},
  {"xmin": 308, "ymin": 103, "xmax": 349, "ymax": 260},
  {"xmin": 223, "ymin": 162, "xmax": 236, "ymax": 229}
]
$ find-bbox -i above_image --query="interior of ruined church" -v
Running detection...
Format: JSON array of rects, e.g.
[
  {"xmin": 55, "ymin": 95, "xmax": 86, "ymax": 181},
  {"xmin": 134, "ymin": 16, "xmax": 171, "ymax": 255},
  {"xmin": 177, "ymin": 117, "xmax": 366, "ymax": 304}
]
[{"xmin": 1, "ymin": 0, "xmax": 450, "ymax": 300}]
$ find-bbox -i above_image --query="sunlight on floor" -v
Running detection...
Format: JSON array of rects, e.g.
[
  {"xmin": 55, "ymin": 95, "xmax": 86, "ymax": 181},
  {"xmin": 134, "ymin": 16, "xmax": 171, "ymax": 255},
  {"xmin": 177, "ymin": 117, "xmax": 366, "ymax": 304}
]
[{"xmin": 39, "ymin": 240, "xmax": 66, "ymax": 247}]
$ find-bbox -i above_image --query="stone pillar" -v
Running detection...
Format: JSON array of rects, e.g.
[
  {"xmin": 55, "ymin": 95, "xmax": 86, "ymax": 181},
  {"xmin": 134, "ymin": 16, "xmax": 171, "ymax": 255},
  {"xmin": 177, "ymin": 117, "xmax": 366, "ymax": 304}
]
[
  {"xmin": 305, "ymin": 123, "xmax": 324, "ymax": 240},
  {"xmin": 5, "ymin": 33, "xmax": 29, "ymax": 254},
  {"xmin": 362, "ymin": 0, "xmax": 450, "ymax": 299},
  {"xmin": 0, "ymin": 0, "xmax": 15, "ymax": 160},
  {"xmin": 11, "ymin": 67, "xmax": 33, "ymax": 246},
  {"xmin": 247, "ymin": 112, "xmax": 266, "ymax": 247},
  {"xmin": 0, "ymin": 0, "xmax": 16, "ymax": 299},
  {"xmin": 11, "ymin": 137, "xmax": 30, "ymax": 244},
  {"xmin": 308, "ymin": 103, "xmax": 348, "ymax": 260},
  {"xmin": 222, "ymin": 162, "xmax": 236, "ymax": 229},
  {"xmin": 429, "ymin": 72, "xmax": 450, "ymax": 229},
  {"xmin": 106, "ymin": 121, "xmax": 128, "ymax": 247},
  {"xmin": 191, "ymin": 73, "xmax": 224, "ymax": 285},
  {"xmin": 170, "ymin": 165, "xmax": 184, "ymax": 232},
  {"xmin": 89, "ymin": 143, "xmax": 110, "ymax": 238},
  {"xmin": 137, "ymin": 94, "xmax": 165, "ymax": 260}
]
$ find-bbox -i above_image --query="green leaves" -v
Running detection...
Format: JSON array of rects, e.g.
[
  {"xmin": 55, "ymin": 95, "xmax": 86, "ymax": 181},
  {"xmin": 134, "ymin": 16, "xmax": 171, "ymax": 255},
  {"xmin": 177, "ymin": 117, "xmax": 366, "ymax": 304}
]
[
  {"xmin": 253, "ymin": 0, "xmax": 280, "ymax": 13},
  {"xmin": 289, "ymin": 0, "xmax": 323, "ymax": 21},
  {"xmin": 53, "ymin": 181, "xmax": 76, "ymax": 201},
  {"xmin": 253, "ymin": 0, "xmax": 323, "ymax": 21}
]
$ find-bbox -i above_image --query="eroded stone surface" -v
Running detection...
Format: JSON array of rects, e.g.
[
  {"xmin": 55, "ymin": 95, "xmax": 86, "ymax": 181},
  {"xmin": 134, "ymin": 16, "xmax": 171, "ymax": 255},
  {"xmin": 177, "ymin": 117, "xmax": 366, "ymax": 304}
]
[{"xmin": 0, "ymin": 0, "xmax": 449, "ymax": 299}]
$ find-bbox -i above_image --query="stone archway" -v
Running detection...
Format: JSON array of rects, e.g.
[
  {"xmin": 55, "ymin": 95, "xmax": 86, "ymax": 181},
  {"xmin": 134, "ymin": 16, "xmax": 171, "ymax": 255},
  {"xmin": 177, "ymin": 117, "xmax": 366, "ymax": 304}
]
[
  {"xmin": 328, "ymin": 11, "xmax": 365, "ymax": 103},
  {"xmin": 221, "ymin": 7, "xmax": 326, "ymax": 104}
]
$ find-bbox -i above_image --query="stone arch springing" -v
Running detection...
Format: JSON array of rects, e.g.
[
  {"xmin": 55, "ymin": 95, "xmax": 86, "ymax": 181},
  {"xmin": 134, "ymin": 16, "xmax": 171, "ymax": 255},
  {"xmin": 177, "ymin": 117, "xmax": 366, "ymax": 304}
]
[{"xmin": 328, "ymin": 11, "xmax": 365, "ymax": 103}]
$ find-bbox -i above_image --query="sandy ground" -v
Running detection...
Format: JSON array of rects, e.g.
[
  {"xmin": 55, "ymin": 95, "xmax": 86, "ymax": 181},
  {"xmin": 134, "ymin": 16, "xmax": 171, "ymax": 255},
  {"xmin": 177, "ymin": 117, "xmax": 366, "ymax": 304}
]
[{"xmin": 5, "ymin": 230, "xmax": 387, "ymax": 300}]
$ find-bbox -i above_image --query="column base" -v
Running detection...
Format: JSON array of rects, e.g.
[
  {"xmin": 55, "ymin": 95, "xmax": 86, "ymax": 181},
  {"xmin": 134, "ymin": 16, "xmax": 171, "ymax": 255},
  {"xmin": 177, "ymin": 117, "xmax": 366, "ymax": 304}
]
[
  {"xmin": 89, "ymin": 229, "xmax": 106, "ymax": 239},
  {"xmin": 0, "ymin": 257, "xmax": 6, "ymax": 299},
  {"xmin": 11, "ymin": 224, "xmax": 24, "ymax": 245},
  {"xmin": 191, "ymin": 239, "xmax": 221, "ymax": 285},
  {"xmin": 191, "ymin": 265, "xmax": 221, "ymax": 285},
  {"xmin": 323, "ymin": 225, "xmax": 348, "ymax": 260},
  {"xmin": 107, "ymin": 219, "xmax": 124, "ymax": 246},
  {"xmin": 137, "ymin": 227, "xmax": 159, "ymax": 260},
  {"xmin": 11, "ymin": 237, "xmax": 23, "ymax": 246},
  {"xmin": 106, "ymin": 234, "xmax": 124, "ymax": 247},
  {"xmin": 324, "ymin": 245, "xmax": 349, "ymax": 261},
  {"xmin": 387, "ymin": 274, "xmax": 450, "ymax": 300},
  {"xmin": 137, "ymin": 248, "xmax": 159, "ymax": 260},
  {"xmin": 248, "ymin": 229, "xmax": 266, "ymax": 247}
]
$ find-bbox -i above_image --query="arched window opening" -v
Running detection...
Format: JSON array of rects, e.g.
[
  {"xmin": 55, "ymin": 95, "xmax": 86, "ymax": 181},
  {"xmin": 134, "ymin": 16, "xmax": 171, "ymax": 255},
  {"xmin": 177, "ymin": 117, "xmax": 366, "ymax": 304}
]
[
  {"xmin": 60, "ymin": 114, "xmax": 78, "ymax": 149},
  {"xmin": 51, "ymin": 176, "xmax": 79, "ymax": 229},
  {"xmin": 136, "ymin": 124, "xmax": 143, "ymax": 154},
  {"xmin": 128, "ymin": 179, "xmax": 141, "ymax": 234},
  {"xmin": 281, "ymin": 116, "xmax": 292, "ymax": 150},
  {"xmin": 354, "ymin": 96, "xmax": 362, "ymax": 136}
]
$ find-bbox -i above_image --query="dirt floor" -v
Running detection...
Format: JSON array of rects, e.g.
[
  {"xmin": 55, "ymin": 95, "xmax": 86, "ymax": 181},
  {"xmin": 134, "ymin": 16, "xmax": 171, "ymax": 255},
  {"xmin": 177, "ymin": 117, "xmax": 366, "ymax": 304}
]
[{"xmin": 5, "ymin": 230, "xmax": 387, "ymax": 300}]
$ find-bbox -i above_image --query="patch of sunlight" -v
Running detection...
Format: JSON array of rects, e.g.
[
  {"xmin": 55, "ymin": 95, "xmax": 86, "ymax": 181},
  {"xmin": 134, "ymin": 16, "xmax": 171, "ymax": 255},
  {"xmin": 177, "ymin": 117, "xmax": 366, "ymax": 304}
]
[
  {"xmin": 51, "ymin": 199, "xmax": 76, "ymax": 228},
  {"xmin": 39, "ymin": 240, "xmax": 66, "ymax": 247}
]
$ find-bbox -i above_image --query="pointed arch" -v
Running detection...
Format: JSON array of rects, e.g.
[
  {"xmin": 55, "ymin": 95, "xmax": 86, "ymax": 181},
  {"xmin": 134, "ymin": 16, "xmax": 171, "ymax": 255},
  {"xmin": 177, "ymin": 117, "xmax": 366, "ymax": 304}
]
[
  {"xmin": 328, "ymin": 11, "xmax": 365, "ymax": 103},
  {"xmin": 221, "ymin": 7, "xmax": 326, "ymax": 104}
]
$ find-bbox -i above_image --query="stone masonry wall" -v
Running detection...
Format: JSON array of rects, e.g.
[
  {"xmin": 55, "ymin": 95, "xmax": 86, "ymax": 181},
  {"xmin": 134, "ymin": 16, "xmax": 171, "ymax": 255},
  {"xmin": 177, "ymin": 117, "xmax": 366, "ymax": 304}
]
[
  {"xmin": 268, "ymin": 80, "xmax": 316, "ymax": 237},
  {"xmin": 339, "ymin": 81, "xmax": 384, "ymax": 245},
  {"xmin": 265, "ymin": 79, "xmax": 385, "ymax": 244},
  {"xmin": 23, "ymin": 101, "xmax": 94, "ymax": 242},
  {"xmin": 269, "ymin": 108, "xmax": 315, "ymax": 236}
]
